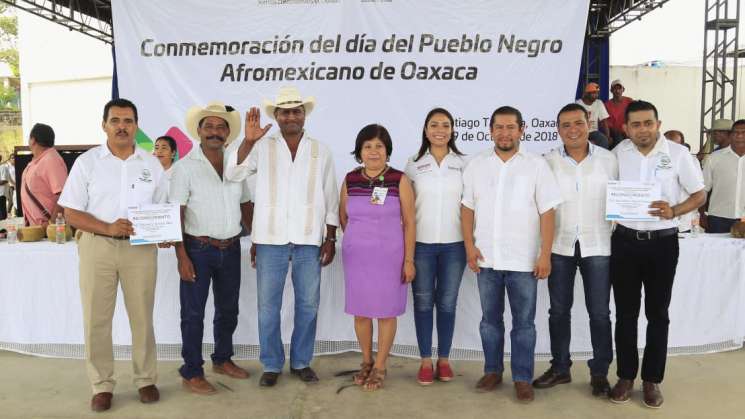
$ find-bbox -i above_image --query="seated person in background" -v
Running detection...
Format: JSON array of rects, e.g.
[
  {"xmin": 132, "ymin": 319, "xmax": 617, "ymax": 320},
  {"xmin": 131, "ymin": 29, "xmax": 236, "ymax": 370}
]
[
  {"xmin": 576, "ymin": 82, "xmax": 610, "ymax": 149},
  {"xmin": 604, "ymin": 79, "xmax": 633, "ymax": 148},
  {"xmin": 20, "ymin": 123, "xmax": 68, "ymax": 227}
]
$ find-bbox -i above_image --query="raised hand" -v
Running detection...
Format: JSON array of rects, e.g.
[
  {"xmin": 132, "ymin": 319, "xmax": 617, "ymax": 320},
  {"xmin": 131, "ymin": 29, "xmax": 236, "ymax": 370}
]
[{"xmin": 244, "ymin": 107, "xmax": 272, "ymax": 144}]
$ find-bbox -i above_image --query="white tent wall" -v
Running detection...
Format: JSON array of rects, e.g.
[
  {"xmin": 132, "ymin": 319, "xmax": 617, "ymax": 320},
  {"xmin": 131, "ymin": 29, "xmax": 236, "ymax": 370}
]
[{"xmin": 18, "ymin": 12, "xmax": 112, "ymax": 146}]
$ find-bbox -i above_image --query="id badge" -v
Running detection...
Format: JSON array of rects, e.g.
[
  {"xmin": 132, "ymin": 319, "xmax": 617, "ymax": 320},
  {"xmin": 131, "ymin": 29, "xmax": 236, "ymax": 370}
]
[{"xmin": 371, "ymin": 187, "xmax": 388, "ymax": 205}]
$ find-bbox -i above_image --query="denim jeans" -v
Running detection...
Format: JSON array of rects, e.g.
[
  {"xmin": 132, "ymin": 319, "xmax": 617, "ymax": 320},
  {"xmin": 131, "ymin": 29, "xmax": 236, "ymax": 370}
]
[
  {"xmin": 547, "ymin": 243, "xmax": 612, "ymax": 376},
  {"xmin": 707, "ymin": 215, "xmax": 737, "ymax": 233},
  {"xmin": 477, "ymin": 269, "xmax": 537, "ymax": 382},
  {"xmin": 179, "ymin": 237, "xmax": 241, "ymax": 380},
  {"xmin": 256, "ymin": 243, "xmax": 321, "ymax": 373},
  {"xmin": 412, "ymin": 241, "xmax": 467, "ymax": 358}
]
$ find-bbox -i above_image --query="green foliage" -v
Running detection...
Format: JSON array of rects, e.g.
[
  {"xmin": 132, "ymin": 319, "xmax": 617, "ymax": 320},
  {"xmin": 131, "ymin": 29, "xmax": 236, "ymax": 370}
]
[{"xmin": 0, "ymin": 6, "xmax": 17, "ymax": 77}]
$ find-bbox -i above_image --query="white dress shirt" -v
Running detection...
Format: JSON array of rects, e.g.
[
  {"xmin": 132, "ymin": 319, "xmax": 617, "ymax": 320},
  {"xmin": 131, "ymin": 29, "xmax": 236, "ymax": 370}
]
[
  {"xmin": 703, "ymin": 146, "xmax": 745, "ymax": 219},
  {"xmin": 613, "ymin": 136, "xmax": 704, "ymax": 231},
  {"xmin": 59, "ymin": 145, "xmax": 166, "ymax": 223},
  {"xmin": 169, "ymin": 141, "xmax": 251, "ymax": 240},
  {"xmin": 677, "ymin": 152, "xmax": 702, "ymax": 231},
  {"xmin": 545, "ymin": 143, "xmax": 618, "ymax": 257},
  {"xmin": 462, "ymin": 148, "xmax": 562, "ymax": 271},
  {"xmin": 404, "ymin": 150, "xmax": 465, "ymax": 244},
  {"xmin": 225, "ymin": 132, "xmax": 339, "ymax": 246}
]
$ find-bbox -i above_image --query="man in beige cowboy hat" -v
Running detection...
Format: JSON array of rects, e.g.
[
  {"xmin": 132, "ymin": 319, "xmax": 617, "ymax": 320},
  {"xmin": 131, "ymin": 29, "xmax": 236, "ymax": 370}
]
[
  {"xmin": 169, "ymin": 101, "xmax": 254, "ymax": 394},
  {"xmin": 225, "ymin": 86, "xmax": 339, "ymax": 387}
]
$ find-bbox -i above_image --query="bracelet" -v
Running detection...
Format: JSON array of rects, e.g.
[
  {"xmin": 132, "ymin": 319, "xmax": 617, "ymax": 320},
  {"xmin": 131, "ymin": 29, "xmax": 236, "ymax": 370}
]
[{"xmin": 325, "ymin": 237, "xmax": 336, "ymax": 242}]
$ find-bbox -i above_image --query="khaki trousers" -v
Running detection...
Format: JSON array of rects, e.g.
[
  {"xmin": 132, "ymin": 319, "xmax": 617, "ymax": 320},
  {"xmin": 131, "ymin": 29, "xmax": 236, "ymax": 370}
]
[{"xmin": 78, "ymin": 232, "xmax": 158, "ymax": 394}]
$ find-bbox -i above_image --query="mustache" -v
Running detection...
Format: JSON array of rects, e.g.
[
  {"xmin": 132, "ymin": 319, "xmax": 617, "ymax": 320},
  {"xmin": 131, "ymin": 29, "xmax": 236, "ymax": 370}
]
[
  {"xmin": 206, "ymin": 135, "xmax": 225, "ymax": 142},
  {"xmin": 116, "ymin": 129, "xmax": 129, "ymax": 136}
]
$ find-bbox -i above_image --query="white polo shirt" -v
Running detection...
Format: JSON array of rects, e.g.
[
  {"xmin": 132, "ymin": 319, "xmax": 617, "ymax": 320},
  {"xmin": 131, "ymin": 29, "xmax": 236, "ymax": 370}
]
[
  {"xmin": 404, "ymin": 150, "xmax": 465, "ymax": 244},
  {"xmin": 225, "ymin": 132, "xmax": 339, "ymax": 246},
  {"xmin": 614, "ymin": 136, "xmax": 704, "ymax": 231},
  {"xmin": 462, "ymin": 148, "xmax": 562, "ymax": 272},
  {"xmin": 59, "ymin": 145, "xmax": 166, "ymax": 223},
  {"xmin": 169, "ymin": 141, "xmax": 251, "ymax": 240},
  {"xmin": 703, "ymin": 146, "xmax": 745, "ymax": 219},
  {"xmin": 544, "ymin": 143, "xmax": 618, "ymax": 257}
]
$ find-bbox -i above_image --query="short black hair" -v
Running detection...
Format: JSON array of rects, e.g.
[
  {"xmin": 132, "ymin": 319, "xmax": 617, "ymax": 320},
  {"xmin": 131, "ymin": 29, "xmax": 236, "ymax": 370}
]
[
  {"xmin": 556, "ymin": 103, "xmax": 589, "ymax": 123},
  {"xmin": 489, "ymin": 106, "xmax": 524, "ymax": 129},
  {"xmin": 624, "ymin": 100, "xmax": 658, "ymax": 121},
  {"xmin": 351, "ymin": 124, "xmax": 392, "ymax": 164},
  {"xmin": 732, "ymin": 119, "xmax": 745, "ymax": 130},
  {"xmin": 30, "ymin": 123, "xmax": 55, "ymax": 147},
  {"xmin": 155, "ymin": 135, "xmax": 177, "ymax": 160},
  {"xmin": 103, "ymin": 98, "xmax": 138, "ymax": 123},
  {"xmin": 664, "ymin": 129, "xmax": 685, "ymax": 142},
  {"xmin": 413, "ymin": 107, "xmax": 464, "ymax": 162}
]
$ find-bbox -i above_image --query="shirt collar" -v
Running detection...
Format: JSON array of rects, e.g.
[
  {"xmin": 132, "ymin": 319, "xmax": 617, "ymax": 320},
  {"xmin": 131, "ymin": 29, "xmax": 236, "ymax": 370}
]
[
  {"xmin": 98, "ymin": 143, "xmax": 145, "ymax": 160},
  {"xmin": 620, "ymin": 134, "xmax": 669, "ymax": 156},
  {"xmin": 559, "ymin": 142, "xmax": 595, "ymax": 159}
]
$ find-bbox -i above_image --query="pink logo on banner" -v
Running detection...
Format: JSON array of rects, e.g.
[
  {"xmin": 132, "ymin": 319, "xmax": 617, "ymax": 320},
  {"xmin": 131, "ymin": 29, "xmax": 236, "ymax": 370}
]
[{"xmin": 164, "ymin": 126, "xmax": 193, "ymax": 159}]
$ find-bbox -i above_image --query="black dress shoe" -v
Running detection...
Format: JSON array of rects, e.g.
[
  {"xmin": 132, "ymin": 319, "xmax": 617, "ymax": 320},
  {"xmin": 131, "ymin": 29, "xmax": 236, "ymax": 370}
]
[
  {"xmin": 532, "ymin": 367, "xmax": 571, "ymax": 388},
  {"xmin": 290, "ymin": 367, "xmax": 319, "ymax": 383},
  {"xmin": 590, "ymin": 375, "xmax": 611, "ymax": 397},
  {"xmin": 259, "ymin": 372, "xmax": 280, "ymax": 387}
]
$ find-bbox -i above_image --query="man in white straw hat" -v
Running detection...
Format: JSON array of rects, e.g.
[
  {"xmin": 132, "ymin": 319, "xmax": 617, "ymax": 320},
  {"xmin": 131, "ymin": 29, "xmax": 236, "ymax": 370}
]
[
  {"xmin": 226, "ymin": 86, "xmax": 339, "ymax": 387},
  {"xmin": 169, "ymin": 101, "xmax": 254, "ymax": 395}
]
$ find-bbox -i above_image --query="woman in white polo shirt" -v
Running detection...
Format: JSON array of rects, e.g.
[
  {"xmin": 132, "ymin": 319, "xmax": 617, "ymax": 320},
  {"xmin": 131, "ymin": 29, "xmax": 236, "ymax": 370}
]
[{"xmin": 404, "ymin": 108, "xmax": 467, "ymax": 385}]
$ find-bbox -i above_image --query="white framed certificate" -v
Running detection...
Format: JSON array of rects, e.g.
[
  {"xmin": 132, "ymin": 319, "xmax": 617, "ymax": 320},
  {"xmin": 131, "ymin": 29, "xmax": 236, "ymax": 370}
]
[
  {"xmin": 128, "ymin": 203, "xmax": 182, "ymax": 245},
  {"xmin": 606, "ymin": 181, "xmax": 661, "ymax": 221}
]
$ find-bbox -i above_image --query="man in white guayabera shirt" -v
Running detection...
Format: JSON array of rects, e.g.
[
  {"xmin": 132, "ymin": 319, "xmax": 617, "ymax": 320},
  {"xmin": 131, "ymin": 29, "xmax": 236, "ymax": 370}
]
[
  {"xmin": 225, "ymin": 86, "xmax": 339, "ymax": 387},
  {"xmin": 534, "ymin": 103, "xmax": 618, "ymax": 397}
]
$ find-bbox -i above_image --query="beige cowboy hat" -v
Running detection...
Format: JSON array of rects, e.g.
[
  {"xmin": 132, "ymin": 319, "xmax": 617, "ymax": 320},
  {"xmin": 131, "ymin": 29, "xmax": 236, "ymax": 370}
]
[
  {"xmin": 711, "ymin": 118, "xmax": 734, "ymax": 131},
  {"xmin": 185, "ymin": 101, "xmax": 242, "ymax": 145},
  {"xmin": 262, "ymin": 86, "xmax": 315, "ymax": 119}
]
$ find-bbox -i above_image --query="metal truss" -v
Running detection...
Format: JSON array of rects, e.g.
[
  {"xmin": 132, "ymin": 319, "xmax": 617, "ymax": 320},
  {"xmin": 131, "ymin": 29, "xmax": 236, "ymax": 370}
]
[
  {"xmin": 0, "ymin": 0, "xmax": 112, "ymax": 44},
  {"xmin": 587, "ymin": 0, "xmax": 671, "ymax": 38},
  {"xmin": 700, "ymin": 0, "xmax": 740, "ymax": 149}
]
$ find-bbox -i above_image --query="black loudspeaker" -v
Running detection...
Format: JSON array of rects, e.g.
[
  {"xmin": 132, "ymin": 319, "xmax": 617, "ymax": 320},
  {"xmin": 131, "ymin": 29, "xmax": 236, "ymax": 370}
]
[{"xmin": 12, "ymin": 145, "xmax": 97, "ymax": 219}]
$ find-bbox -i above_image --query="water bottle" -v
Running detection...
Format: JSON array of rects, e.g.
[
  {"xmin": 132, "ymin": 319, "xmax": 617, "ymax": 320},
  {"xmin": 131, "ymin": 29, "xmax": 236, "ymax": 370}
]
[
  {"xmin": 55, "ymin": 213, "xmax": 66, "ymax": 244},
  {"xmin": 6, "ymin": 223, "xmax": 16, "ymax": 244},
  {"xmin": 691, "ymin": 215, "xmax": 703, "ymax": 238}
]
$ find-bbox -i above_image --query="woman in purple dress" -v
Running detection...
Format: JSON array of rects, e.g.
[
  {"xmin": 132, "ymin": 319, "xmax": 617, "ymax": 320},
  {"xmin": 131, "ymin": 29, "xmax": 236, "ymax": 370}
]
[{"xmin": 339, "ymin": 124, "xmax": 416, "ymax": 391}]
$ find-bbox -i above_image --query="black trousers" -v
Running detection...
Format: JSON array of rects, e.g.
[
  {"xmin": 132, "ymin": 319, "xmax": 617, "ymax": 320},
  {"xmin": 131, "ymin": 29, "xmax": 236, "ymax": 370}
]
[
  {"xmin": 0, "ymin": 196, "xmax": 6, "ymax": 220},
  {"xmin": 610, "ymin": 230, "xmax": 678, "ymax": 383}
]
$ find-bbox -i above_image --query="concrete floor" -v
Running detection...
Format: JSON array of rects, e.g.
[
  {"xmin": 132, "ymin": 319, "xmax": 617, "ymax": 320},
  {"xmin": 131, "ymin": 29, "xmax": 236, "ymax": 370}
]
[{"xmin": 1, "ymin": 349, "xmax": 744, "ymax": 419}]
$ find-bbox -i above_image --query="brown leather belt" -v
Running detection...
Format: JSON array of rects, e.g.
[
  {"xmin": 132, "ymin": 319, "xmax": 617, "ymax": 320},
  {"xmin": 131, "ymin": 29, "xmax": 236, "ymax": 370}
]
[
  {"xmin": 184, "ymin": 234, "xmax": 240, "ymax": 249},
  {"xmin": 92, "ymin": 232, "xmax": 130, "ymax": 240}
]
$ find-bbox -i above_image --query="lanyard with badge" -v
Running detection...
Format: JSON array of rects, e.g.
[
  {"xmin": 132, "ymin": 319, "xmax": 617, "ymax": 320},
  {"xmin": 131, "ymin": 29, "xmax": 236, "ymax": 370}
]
[{"xmin": 365, "ymin": 166, "xmax": 389, "ymax": 205}]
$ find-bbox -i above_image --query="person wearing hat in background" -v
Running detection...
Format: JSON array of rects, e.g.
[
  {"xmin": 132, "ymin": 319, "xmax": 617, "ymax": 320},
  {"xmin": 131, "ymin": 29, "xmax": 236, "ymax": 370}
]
[
  {"xmin": 576, "ymin": 82, "xmax": 611, "ymax": 150},
  {"xmin": 701, "ymin": 119, "xmax": 745, "ymax": 233},
  {"xmin": 698, "ymin": 118, "xmax": 733, "ymax": 163},
  {"xmin": 20, "ymin": 123, "xmax": 68, "ymax": 227},
  {"xmin": 604, "ymin": 79, "xmax": 634, "ymax": 148},
  {"xmin": 225, "ymin": 86, "xmax": 339, "ymax": 387},
  {"xmin": 58, "ymin": 98, "xmax": 165, "ymax": 412},
  {"xmin": 169, "ymin": 101, "xmax": 254, "ymax": 395}
]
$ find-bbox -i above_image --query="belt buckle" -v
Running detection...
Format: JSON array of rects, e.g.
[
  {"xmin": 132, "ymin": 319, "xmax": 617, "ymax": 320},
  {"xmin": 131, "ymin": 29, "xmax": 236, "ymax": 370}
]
[{"xmin": 635, "ymin": 230, "xmax": 652, "ymax": 240}]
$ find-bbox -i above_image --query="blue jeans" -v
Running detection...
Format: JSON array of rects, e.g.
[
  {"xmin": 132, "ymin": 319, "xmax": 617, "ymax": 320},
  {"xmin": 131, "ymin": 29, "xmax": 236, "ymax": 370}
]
[
  {"xmin": 547, "ymin": 243, "xmax": 612, "ymax": 376},
  {"xmin": 256, "ymin": 243, "xmax": 321, "ymax": 373},
  {"xmin": 477, "ymin": 269, "xmax": 537, "ymax": 382},
  {"xmin": 179, "ymin": 237, "xmax": 241, "ymax": 379},
  {"xmin": 707, "ymin": 215, "xmax": 737, "ymax": 233},
  {"xmin": 412, "ymin": 241, "xmax": 466, "ymax": 358}
]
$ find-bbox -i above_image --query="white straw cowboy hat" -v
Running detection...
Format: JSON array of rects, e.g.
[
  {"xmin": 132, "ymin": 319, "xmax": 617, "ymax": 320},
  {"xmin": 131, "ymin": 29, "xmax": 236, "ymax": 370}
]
[
  {"xmin": 262, "ymin": 86, "xmax": 316, "ymax": 119},
  {"xmin": 185, "ymin": 101, "xmax": 242, "ymax": 145}
]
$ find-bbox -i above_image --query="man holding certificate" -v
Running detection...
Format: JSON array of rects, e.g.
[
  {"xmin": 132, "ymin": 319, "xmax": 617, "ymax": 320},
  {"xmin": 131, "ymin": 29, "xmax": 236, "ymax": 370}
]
[
  {"xmin": 609, "ymin": 101, "xmax": 705, "ymax": 408},
  {"xmin": 169, "ymin": 102, "xmax": 254, "ymax": 395},
  {"xmin": 58, "ymin": 99, "xmax": 165, "ymax": 412}
]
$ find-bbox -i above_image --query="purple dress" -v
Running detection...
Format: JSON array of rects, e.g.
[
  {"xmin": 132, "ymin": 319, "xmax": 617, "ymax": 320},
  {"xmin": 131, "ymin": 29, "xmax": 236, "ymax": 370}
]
[{"xmin": 343, "ymin": 167, "xmax": 407, "ymax": 318}]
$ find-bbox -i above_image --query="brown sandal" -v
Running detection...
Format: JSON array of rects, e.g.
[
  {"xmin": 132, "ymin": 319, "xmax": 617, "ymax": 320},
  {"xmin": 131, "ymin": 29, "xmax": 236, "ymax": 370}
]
[
  {"xmin": 353, "ymin": 362, "xmax": 374, "ymax": 385},
  {"xmin": 362, "ymin": 368, "xmax": 386, "ymax": 391}
]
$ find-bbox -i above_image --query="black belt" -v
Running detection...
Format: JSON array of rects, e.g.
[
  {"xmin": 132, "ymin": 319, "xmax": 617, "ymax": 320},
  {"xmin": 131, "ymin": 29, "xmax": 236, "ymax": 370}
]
[{"xmin": 614, "ymin": 224, "xmax": 678, "ymax": 241}]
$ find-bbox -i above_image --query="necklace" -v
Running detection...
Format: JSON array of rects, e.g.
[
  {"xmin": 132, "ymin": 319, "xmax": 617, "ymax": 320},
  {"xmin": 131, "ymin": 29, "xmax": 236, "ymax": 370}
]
[{"xmin": 362, "ymin": 165, "xmax": 388, "ymax": 187}]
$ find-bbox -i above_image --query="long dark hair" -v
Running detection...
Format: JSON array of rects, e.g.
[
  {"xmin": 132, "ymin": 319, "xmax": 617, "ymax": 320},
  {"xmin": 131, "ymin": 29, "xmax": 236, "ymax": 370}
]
[{"xmin": 414, "ymin": 107, "xmax": 464, "ymax": 162}]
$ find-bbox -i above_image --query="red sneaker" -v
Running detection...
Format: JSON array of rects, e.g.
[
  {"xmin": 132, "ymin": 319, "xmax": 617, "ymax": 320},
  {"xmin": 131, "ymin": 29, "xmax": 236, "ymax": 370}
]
[
  {"xmin": 417, "ymin": 364, "xmax": 434, "ymax": 385},
  {"xmin": 436, "ymin": 361, "xmax": 454, "ymax": 382}
]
